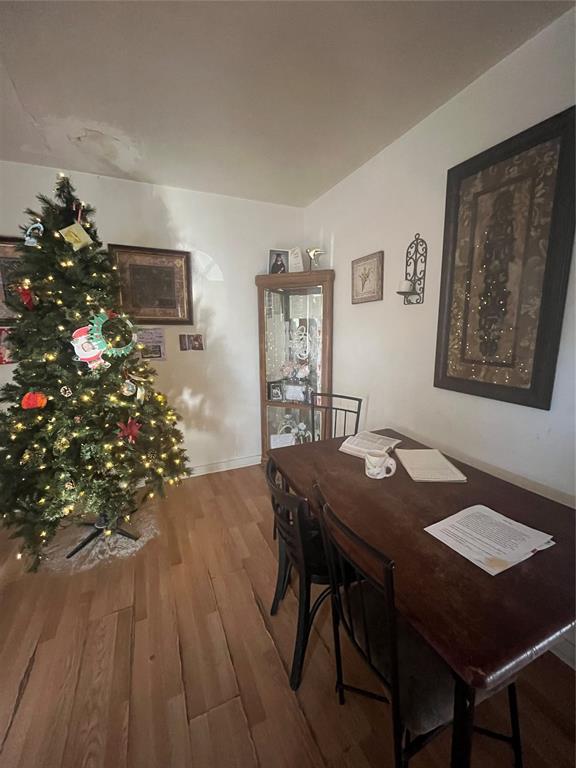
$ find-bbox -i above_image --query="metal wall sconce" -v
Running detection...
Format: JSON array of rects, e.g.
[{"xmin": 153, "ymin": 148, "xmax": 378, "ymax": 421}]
[{"xmin": 396, "ymin": 233, "xmax": 428, "ymax": 304}]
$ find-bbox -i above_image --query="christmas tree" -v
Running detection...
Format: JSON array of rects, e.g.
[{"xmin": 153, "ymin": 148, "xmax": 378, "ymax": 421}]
[{"xmin": 0, "ymin": 176, "xmax": 190, "ymax": 568}]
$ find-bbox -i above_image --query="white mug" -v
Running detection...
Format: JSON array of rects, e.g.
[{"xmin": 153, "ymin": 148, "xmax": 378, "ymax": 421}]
[{"xmin": 365, "ymin": 450, "xmax": 397, "ymax": 480}]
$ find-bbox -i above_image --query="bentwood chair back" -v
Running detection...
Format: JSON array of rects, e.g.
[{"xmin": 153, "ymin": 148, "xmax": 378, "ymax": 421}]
[
  {"xmin": 310, "ymin": 392, "xmax": 362, "ymax": 442},
  {"xmin": 265, "ymin": 459, "xmax": 331, "ymax": 690}
]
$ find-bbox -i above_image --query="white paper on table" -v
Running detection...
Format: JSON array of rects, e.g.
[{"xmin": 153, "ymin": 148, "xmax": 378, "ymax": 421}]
[
  {"xmin": 396, "ymin": 449, "xmax": 467, "ymax": 482},
  {"xmin": 339, "ymin": 431, "xmax": 401, "ymax": 459},
  {"xmin": 270, "ymin": 433, "xmax": 296, "ymax": 449},
  {"xmin": 425, "ymin": 505, "xmax": 555, "ymax": 575}
]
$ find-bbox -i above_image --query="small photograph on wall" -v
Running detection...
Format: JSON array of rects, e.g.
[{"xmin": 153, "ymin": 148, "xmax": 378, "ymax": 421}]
[
  {"xmin": 137, "ymin": 328, "xmax": 166, "ymax": 360},
  {"xmin": 434, "ymin": 107, "xmax": 575, "ymax": 410},
  {"xmin": 111, "ymin": 244, "xmax": 192, "ymax": 324},
  {"xmin": 351, "ymin": 251, "xmax": 384, "ymax": 304},
  {"xmin": 179, "ymin": 333, "xmax": 204, "ymax": 351},
  {"xmin": 269, "ymin": 250, "xmax": 289, "ymax": 274},
  {"xmin": 188, "ymin": 334, "xmax": 204, "ymax": 350},
  {"xmin": 0, "ymin": 327, "xmax": 15, "ymax": 364},
  {"xmin": 0, "ymin": 238, "xmax": 22, "ymax": 324}
]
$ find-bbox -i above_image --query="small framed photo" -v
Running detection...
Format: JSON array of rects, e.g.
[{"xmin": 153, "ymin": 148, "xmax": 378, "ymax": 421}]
[
  {"xmin": 352, "ymin": 251, "xmax": 384, "ymax": 304},
  {"xmin": 0, "ymin": 327, "xmax": 15, "ymax": 364},
  {"xmin": 110, "ymin": 244, "xmax": 192, "ymax": 324},
  {"xmin": 269, "ymin": 249, "xmax": 289, "ymax": 274},
  {"xmin": 283, "ymin": 383, "xmax": 308, "ymax": 403},
  {"xmin": 0, "ymin": 237, "xmax": 22, "ymax": 324},
  {"xmin": 188, "ymin": 334, "xmax": 204, "ymax": 350},
  {"xmin": 268, "ymin": 381, "xmax": 284, "ymax": 401}
]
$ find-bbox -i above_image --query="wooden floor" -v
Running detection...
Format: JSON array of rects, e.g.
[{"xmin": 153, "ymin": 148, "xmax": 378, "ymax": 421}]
[{"xmin": 0, "ymin": 466, "xmax": 573, "ymax": 768}]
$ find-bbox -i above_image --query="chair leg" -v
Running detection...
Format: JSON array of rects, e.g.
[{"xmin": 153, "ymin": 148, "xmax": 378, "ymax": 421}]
[
  {"xmin": 508, "ymin": 684, "xmax": 523, "ymax": 768},
  {"xmin": 330, "ymin": 596, "xmax": 345, "ymax": 704},
  {"xmin": 270, "ymin": 539, "xmax": 289, "ymax": 616},
  {"xmin": 289, "ymin": 575, "xmax": 311, "ymax": 690}
]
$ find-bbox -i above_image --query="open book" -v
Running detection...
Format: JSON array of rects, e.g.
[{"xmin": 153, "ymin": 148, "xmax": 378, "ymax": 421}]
[{"xmin": 339, "ymin": 431, "xmax": 401, "ymax": 459}]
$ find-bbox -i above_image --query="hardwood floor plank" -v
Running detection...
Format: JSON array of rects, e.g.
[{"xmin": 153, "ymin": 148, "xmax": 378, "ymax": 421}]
[
  {"xmin": 189, "ymin": 697, "xmax": 258, "ymax": 768},
  {"xmin": 0, "ymin": 468, "xmax": 573, "ymax": 768}
]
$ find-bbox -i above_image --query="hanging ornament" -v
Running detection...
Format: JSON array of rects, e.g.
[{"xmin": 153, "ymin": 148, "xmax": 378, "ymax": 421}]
[
  {"xmin": 118, "ymin": 417, "xmax": 142, "ymax": 444},
  {"xmin": 54, "ymin": 435, "xmax": 71, "ymax": 454},
  {"xmin": 58, "ymin": 222, "xmax": 93, "ymax": 251},
  {"xmin": 136, "ymin": 386, "xmax": 146, "ymax": 403},
  {"xmin": 121, "ymin": 379, "xmax": 137, "ymax": 397},
  {"xmin": 60, "ymin": 385, "xmax": 73, "ymax": 398},
  {"xmin": 16, "ymin": 284, "xmax": 36, "ymax": 310},
  {"xmin": 21, "ymin": 391, "xmax": 48, "ymax": 409},
  {"xmin": 88, "ymin": 312, "xmax": 136, "ymax": 359},
  {"xmin": 64, "ymin": 481, "xmax": 75, "ymax": 491},
  {"xmin": 24, "ymin": 222, "xmax": 44, "ymax": 247},
  {"xmin": 73, "ymin": 415, "xmax": 82, "ymax": 424},
  {"xmin": 70, "ymin": 325, "xmax": 110, "ymax": 370}
]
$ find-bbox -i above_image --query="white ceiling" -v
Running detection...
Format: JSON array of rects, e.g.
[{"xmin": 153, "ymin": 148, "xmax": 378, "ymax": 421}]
[{"xmin": 0, "ymin": 1, "xmax": 572, "ymax": 206}]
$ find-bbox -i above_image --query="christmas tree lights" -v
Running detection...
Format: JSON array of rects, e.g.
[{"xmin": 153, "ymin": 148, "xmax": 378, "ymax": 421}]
[{"xmin": 0, "ymin": 176, "xmax": 190, "ymax": 568}]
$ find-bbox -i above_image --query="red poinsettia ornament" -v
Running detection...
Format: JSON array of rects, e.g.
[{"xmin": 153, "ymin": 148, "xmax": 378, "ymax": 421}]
[
  {"xmin": 117, "ymin": 417, "xmax": 142, "ymax": 444},
  {"xmin": 21, "ymin": 391, "xmax": 48, "ymax": 409}
]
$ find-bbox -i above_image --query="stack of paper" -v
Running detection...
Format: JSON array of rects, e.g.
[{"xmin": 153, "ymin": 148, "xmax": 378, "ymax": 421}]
[
  {"xmin": 339, "ymin": 431, "xmax": 401, "ymax": 458},
  {"xmin": 425, "ymin": 505, "xmax": 555, "ymax": 575},
  {"xmin": 396, "ymin": 449, "xmax": 467, "ymax": 483}
]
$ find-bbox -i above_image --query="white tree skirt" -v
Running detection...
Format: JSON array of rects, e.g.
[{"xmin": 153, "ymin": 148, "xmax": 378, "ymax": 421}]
[{"xmin": 41, "ymin": 504, "xmax": 159, "ymax": 574}]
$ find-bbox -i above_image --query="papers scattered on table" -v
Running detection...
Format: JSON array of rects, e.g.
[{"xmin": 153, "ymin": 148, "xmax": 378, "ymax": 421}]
[
  {"xmin": 396, "ymin": 449, "xmax": 467, "ymax": 483},
  {"xmin": 339, "ymin": 431, "xmax": 401, "ymax": 459},
  {"xmin": 425, "ymin": 505, "xmax": 555, "ymax": 575}
]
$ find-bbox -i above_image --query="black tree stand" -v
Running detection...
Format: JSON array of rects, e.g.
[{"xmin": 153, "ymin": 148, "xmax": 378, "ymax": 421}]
[{"xmin": 66, "ymin": 513, "xmax": 139, "ymax": 558}]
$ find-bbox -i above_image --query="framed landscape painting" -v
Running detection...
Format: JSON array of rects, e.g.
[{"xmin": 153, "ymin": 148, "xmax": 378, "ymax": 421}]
[
  {"xmin": 434, "ymin": 107, "xmax": 575, "ymax": 410},
  {"xmin": 110, "ymin": 244, "xmax": 192, "ymax": 325},
  {"xmin": 0, "ymin": 237, "xmax": 22, "ymax": 324}
]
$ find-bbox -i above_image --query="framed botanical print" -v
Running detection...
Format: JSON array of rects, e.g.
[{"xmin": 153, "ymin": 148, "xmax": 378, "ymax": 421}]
[
  {"xmin": 0, "ymin": 237, "xmax": 22, "ymax": 324},
  {"xmin": 434, "ymin": 107, "xmax": 575, "ymax": 410},
  {"xmin": 351, "ymin": 251, "xmax": 383, "ymax": 304},
  {"xmin": 110, "ymin": 244, "xmax": 192, "ymax": 324}
]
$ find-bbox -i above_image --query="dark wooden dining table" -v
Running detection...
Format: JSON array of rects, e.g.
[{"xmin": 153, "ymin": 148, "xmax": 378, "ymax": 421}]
[{"xmin": 268, "ymin": 428, "xmax": 575, "ymax": 768}]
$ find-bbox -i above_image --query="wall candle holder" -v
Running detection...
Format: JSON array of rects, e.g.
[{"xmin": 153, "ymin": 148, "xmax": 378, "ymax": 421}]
[{"xmin": 403, "ymin": 233, "xmax": 428, "ymax": 305}]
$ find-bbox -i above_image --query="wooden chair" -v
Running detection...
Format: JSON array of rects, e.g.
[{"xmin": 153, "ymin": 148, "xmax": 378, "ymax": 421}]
[
  {"xmin": 266, "ymin": 458, "xmax": 331, "ymax": 690},
  {"xmin": 318, "ymin": 498, "xmax": 524, "ymax": 768},
  {"xmin": 310, "ymin": 392, "xmax": 362, "ymax": 441}
]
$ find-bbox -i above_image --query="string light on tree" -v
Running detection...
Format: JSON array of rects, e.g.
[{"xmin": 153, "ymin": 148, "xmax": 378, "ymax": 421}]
[{"xmin": 0, "ymin": 175, "xmax": 191, "ymax": 569}]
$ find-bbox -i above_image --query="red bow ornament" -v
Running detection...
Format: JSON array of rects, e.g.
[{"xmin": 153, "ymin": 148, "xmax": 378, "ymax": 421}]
[
  {"xmin": 117, "ymin": 417, "xmax": 142, "ymax": 444},
  {"xmin": 16, "ymin": 285, "xmax": 35, "ymax": 310}
]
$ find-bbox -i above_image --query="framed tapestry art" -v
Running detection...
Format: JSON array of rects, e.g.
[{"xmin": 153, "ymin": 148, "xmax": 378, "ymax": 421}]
[
  {"xmin": 0, "ymin": 237, "xmax": 22, "ymax": 324},
  {"xmin": 351, "ymin": 251, "xmax": 383, "ymax": 304},
  {"xmin": 111, "ymin": 244, "xmax": 192, "ymax": 324},
  {"xmin": 434, "ymin": 107, "xmax": 575, "ymax": 410}
]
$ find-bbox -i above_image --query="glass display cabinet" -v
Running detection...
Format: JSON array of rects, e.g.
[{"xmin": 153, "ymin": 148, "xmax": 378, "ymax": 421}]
[{"xmin": 255, "ymin": 270, "xmax": 334, "ymax": 460}]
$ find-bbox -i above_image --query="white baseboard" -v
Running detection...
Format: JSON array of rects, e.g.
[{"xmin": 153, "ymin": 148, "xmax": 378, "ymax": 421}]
[{"xmin": 191, "ymin": 454, "xmax": 261, "ymax": 477}]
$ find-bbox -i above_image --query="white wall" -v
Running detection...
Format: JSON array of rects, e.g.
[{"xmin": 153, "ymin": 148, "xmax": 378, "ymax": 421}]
[
  {"xmin": 0, "ymin": 161, "xmax": 303, "ymax": 472},
  {"xmin": 303, "ymin": 11, "xmax": 576, "ymax": 505}
]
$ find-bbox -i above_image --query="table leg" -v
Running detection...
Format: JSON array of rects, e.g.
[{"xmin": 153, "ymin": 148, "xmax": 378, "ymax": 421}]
[{"xmin": 451, "ymin": 676, "xmax": 476, "ymax": 768}]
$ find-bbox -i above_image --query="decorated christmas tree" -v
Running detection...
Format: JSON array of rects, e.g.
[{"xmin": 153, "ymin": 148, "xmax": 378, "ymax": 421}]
[{"xmin": 0, "ymin": 175, "xmax": 190, "ymax": 568}]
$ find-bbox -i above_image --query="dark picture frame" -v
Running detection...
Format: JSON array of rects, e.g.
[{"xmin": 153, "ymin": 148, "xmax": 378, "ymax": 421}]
[
  {"xmin": 110, "ymin": 244, "xmax": 192, "ymax": 325},
  {"xmin": 0, "ymin": 237, "xmax": 23, "ymax": 324},
  {"xmin": 351, "ymin": 251, "xmax": 384, "ymax": 304},
  {"xmin": 269, "ymin": 250, "xmax": 289, "ymax": 274},
  {"xmin": 434, "ymin": 107, "xmax": 575, "ymax": 410}
]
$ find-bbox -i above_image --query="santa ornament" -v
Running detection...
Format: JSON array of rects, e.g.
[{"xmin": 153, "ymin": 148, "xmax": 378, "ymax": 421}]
[{"xmin": 70, "ymin": 326, "xmax": 110, "ymax": 370}]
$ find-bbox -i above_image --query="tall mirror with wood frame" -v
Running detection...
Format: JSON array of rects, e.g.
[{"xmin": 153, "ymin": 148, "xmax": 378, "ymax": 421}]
[{"xmin": 255, "ymin": 270, "xmax": 334, "ymax": 460}]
